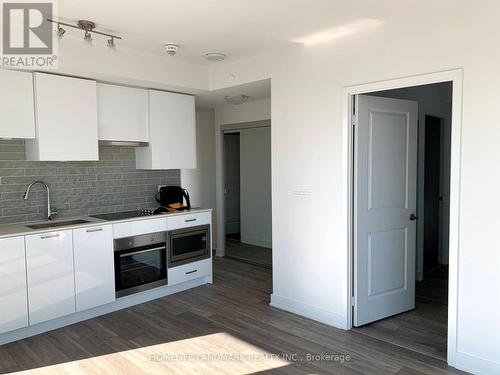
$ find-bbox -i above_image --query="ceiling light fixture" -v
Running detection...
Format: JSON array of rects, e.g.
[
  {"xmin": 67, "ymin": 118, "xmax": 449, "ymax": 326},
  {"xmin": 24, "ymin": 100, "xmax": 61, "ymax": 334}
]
[
  {"xmin": 224, "ymin": 95, "xmax": 249, "ymax": 105},
  {"xmin": 205, "ymin": 53, "xmax": 226, "ymax": 62},
  {"xmin": 47, "ymin": 18, "xmax": 122, "ymax": 47},
  {"xmin": 79, "ymin": 20, "xmax": 95, "ymax": 42}
]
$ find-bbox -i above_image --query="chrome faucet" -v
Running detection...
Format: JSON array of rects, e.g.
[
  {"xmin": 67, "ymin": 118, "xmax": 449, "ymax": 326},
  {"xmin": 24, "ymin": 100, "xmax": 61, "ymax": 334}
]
[{"xmin": 23, "ymin": 181, "xmax": 58, "ymax": 220}]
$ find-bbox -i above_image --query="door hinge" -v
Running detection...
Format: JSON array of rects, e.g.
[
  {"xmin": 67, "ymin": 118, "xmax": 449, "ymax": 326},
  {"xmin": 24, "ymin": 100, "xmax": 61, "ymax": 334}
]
[
  {"xmin": 350, "ymin": 296, "xmax": 355, "ymax": 307},
  {"xmin": 352, "ymin": 114, "xmax": 357, "ymax": 127}
]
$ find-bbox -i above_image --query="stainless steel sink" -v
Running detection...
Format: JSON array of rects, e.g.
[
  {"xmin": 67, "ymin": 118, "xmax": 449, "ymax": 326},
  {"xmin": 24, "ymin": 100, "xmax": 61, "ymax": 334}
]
[{"xmin": 26, "ymin": 219, "xmax": 92, "ymax": 230}]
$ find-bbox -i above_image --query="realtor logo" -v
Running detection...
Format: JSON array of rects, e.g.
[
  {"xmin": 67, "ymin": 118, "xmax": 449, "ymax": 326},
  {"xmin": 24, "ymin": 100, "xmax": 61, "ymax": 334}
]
[{"xmin": 1, "ymin": 0, "xmax": 57, "ymax": 68}]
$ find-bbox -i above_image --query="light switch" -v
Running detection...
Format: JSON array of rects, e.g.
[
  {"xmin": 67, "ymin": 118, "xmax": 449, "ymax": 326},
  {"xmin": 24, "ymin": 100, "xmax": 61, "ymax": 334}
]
[{"xmin": 292, "ymin": 190, "xmax": 313, "ymax": 203}]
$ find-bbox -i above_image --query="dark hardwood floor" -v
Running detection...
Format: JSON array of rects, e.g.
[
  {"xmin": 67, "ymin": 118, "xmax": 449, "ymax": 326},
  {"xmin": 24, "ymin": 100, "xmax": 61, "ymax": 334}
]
[
  {"xmin": 354, "ymin": 266, "xmax": 449, "ymax": 361},
  {"xmin": 0, "ymin": 259, "xmax": 464, "ymax": 374},
  {"xmin": 225, "ymin": 239, "xmax": 272, "ymax": 269}
]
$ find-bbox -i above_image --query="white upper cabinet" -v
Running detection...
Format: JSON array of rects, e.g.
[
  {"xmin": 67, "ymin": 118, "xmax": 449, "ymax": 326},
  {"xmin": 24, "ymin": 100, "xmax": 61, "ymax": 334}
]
[
  {"xmin": 0, "ymin": 236, "xmax": 29, "ymax": 334},
  {"xmin": 73, "ymin": 225, "xmax": 115, "ymax": 312},
  {"xmin": 136, "ymin": 90, "xmax": 196, "ymax": 169},
  {"xmin": 27, "ymin": 73, "xmax": 99, "ymax": 161},
  {"xmin": 0, "ymin": 69, "xmax": 35, "ymax": 139},
  {"xmin": 97, "ymin": 83, "xmax": 148, "ymax": 143},
  {"xmin": 25, "ymin": 230, "xmax": 76, "ymax": 325}
]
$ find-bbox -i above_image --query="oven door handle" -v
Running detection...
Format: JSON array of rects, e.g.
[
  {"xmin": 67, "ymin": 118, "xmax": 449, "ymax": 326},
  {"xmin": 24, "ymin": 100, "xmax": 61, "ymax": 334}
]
[{"xmin": 118, "ymin": 246, "xmax": 166, "ymax": 257}]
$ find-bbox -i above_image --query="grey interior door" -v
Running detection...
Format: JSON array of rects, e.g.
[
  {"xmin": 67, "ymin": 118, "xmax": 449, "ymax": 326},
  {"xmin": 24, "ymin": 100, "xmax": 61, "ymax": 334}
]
[{"xmin": 354, "ymin": 95, "xmax": 418, "ymax": 326}]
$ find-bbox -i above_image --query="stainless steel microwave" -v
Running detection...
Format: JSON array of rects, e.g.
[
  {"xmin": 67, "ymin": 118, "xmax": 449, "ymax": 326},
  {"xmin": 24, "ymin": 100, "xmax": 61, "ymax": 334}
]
[{"xmin": 167, "ymin": 224, "xmax": 210, "ymax": 267}]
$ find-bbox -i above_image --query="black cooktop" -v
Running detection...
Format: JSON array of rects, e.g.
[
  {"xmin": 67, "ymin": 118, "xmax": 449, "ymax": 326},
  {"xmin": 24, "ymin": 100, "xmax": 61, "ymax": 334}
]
[{"xmin": 90, "ymin": 210, "xmax": 157, "ymax": 221}]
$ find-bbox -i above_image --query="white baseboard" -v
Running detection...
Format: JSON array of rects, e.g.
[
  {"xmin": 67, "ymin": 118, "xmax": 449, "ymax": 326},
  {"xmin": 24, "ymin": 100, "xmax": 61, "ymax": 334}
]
[
  {"xmin": 450, "ymin": 350, "xmax": 500, "ymax": 375},
  {"xmin": 0, "ymin": 277, "xmax": 209, "ymax": 345},
  {"xmin": 270, "ymin": 294, "xmax": 346, "ymax": 329},
  {"xmin": 241, "ymin": 235, "xmax": 272, "ymax": 249}
]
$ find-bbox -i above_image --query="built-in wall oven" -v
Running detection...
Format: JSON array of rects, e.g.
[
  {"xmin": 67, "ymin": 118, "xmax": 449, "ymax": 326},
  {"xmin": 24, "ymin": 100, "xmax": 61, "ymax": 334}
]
[
  {"xmin": 114, "ymin": 231, "xmax": 167, "ymax": 298},
  {"xmin": 167, "ymin": 225, "xmax": 210, "ymax": 267}
]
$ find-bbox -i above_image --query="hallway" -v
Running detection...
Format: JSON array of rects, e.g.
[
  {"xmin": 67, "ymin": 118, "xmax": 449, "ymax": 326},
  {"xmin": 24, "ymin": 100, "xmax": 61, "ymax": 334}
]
[
  {"xmin": 354, "ymin": 267, "xmax": 449, "ymax": 360},
  {"xmin": 225, "ymin": 239, "xmax": 272, "ymax": 269}
]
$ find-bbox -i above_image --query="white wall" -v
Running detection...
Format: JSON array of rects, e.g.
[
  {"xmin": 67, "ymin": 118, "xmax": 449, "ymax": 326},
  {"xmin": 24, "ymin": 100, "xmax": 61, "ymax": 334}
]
[
  {"xmin": 215, "ymin": 99, "xmax": 271, "ymax": 125},
  {"xmin": 208, "ymin": 5, "xmax": 500, "ymax": 373},
  {"xmin": 53, "ymin": 37, "xmax": 208, "ymax": 92},
  {"xmin": 214, "ymin": 99, "xmax": 271, "ymax": 254},
  {"xmin": 240, "ymin": 127, "xmax": 272, "ymax": 248},
  {"xmin": 181, "ymin": 110, "xmax": 216, "ymax": 247}
]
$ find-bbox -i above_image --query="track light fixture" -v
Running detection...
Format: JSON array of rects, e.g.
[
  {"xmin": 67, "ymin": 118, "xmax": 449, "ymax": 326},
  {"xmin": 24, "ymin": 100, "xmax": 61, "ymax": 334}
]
[{"xmin": 47, "ymin": 18, "xmax": 122, "ymax": 48}]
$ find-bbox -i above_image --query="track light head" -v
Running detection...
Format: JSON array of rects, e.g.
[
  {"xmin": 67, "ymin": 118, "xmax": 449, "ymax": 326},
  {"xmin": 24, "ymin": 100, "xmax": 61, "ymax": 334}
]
[
  {"xmin": 107, "ymin": 37, "xmax": 115, "ymax": 48},
  {"xmin": 57, "ymin": 24, "xmax": 65, "ymax": 38},
  {"xmin": 84, "ymin": 30, "xmax": 92, "ymax": 42}
]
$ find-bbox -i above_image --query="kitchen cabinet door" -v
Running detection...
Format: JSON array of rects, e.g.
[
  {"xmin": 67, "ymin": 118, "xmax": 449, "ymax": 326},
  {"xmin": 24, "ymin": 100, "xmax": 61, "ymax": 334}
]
[
  {"xmin": 0, "ymin": 69, "xmax": 35, "ymax": 139},
  {"xmin": 27, "ymin": 73, "xmax": 98, "ymax": 161},
  {"xmin": 73, "ymin": 225, "xmax": 115, "ymax": 311},
  {"xmin": 136, "ymin": 90, "xmax": 196, "ymax": 169},
  {"xmin": 25, "ymin": 230, "xmax": 75, "ymax": 325},
  {"xmin": 97, "ymin": 83, "xmax": 148, "ymax": 143},
  {"xmin": 0, "ymin": 236, "xmax": 29, "ymax": 334}
]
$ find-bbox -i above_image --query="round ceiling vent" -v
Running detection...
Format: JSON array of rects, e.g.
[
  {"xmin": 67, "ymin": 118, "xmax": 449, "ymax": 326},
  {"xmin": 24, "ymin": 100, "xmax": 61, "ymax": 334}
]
[{"xmin": 205, "ymin": 53, "xmax": 226, "ymax": 62}]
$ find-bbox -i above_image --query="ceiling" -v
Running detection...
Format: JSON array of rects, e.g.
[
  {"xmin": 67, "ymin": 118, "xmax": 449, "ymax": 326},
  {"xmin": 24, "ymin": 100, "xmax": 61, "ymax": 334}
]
[
  {"xmin": 55, "ymin": 0, "xmax": 402, "ymax": 66},
  {"xmin": 54, "ymin": 0, "xmax": 457, "ymax": 108}
]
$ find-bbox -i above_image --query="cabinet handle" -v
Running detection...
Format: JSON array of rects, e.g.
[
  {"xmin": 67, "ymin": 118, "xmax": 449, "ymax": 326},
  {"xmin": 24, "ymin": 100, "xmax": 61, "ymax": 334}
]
[
  {"xmin": 41, "ymin": 233, "xmax": 60, "ymax": 239},
  {"xmin": 86, "ymin": 227, "xmax": 103, "ymax": 233},
  {"xmin": 185, "ymin": 218, "xmax": 197, "ymax": 222},
  {"xmin": 185, "ymin": 269, "xmax": 198, "ymax": 275}
]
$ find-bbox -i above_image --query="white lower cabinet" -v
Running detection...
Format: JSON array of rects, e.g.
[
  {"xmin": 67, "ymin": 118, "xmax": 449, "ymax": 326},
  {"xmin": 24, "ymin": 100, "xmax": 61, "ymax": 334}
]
[
  {"xmin": 166, "ymin": 211, "xmax": 211, "ymax": 231},
  {"xmin": 0, "ymin": 236, "xmax": 29, "ymax": 334},
  {"xmin": 168, "ymin": 258, "xmax": 211, "ymax": 286},
  {"xmin": 73, "ymin": 225, "xmax": 115, "ymax": 311},
  {"xmin": 25, "ymin": 230, "xmax": 75, "ymax": 325}
]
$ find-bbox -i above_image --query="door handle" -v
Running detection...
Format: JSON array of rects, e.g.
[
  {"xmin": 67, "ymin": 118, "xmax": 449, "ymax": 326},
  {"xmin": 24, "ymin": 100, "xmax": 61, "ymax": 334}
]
[
  {"xmin": 41, "ymin": 233, "xmax": 60, "ymax": 239},
  {"xmin": 410, "ymin": 214, "xmax": 418, "ymax": 221},
  {"xmin": 86, "ymin": 227, "xmax": 103, "ymax": 233}
]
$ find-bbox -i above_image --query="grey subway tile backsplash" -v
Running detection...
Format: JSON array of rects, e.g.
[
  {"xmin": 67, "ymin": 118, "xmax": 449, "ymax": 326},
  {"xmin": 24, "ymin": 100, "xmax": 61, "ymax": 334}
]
[{"xmin": 0, "ymin": 140, "xmax": 180, "ymax": 224}]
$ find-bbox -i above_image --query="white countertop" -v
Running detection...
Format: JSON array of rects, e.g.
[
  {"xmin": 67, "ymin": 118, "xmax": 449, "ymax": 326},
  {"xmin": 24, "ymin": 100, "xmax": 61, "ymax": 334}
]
[{"xmin": 0, "ymin": 208, "xmax": 212, "ymax": 239}]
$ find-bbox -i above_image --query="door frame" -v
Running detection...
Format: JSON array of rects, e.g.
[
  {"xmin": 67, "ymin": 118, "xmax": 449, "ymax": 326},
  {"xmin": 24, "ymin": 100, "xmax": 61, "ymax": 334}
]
[
  {"xmin": 223, "ymin": 131, "xmax": 242, "ymax": 238},
  {"xmin": 216, "ymin": 120, "xmax": 271, "ymax": 256},
  {"xmin": 343, "ymin": 69, "xmax": 463, "ymax": 365},
  {"xmin": 420, "ymin": 114, "xmax": 450, "ymax": 277}
]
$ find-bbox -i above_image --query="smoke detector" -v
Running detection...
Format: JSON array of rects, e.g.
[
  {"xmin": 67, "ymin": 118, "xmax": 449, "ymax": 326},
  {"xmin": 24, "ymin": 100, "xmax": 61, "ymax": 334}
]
[
  {"xmin": 224, "ymin": 95, "xmax": 249, "ymax": 105},
  {"xmin": 164, "ymin": 44, "xmax": 179, "ymax": 56}
]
